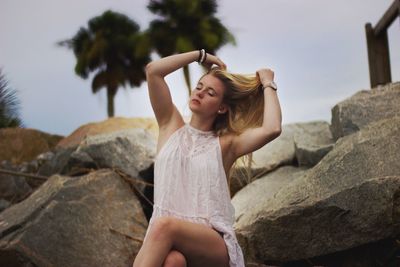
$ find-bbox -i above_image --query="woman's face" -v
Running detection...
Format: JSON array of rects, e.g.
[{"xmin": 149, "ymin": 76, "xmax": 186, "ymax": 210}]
[{"xmin": 189, "ymin": 74, "xmax": 227, "ymax": 116}]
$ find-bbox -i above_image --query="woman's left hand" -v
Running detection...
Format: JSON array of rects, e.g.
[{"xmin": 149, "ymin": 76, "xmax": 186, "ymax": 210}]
[
  {"xmin": 202, "ymin": 53, "xmax": 227, "ymax": 70},
  {"xmin": 256, "ymin": 68, "xmax": 275, "ymax": 84}
]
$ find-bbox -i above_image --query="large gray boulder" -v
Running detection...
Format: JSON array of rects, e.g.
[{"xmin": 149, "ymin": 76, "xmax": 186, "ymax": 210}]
[
  {"xmin": 37, "ymin": 128, "xmax": 156, "ymax": 192},
  {"xmin": 8, "ymin": 128, "xmax": 156, "ymax": 223},
  {"xmin": 231, "ymin": 121, "xmax": 334, "ymax": 196},
  {"xmin": 233, "ymin": 115, "xmax": 400, "ymax": 263},
  {"xmin": 330, "ymin": 81, "xmax": 400, "ymax": 141},
  {"xmin": 293, "ymin": 121, "xmax": 334, "ymax": 167},
  {"xmin": 0, "ymin": 169, "xmax": 147, "ymax": 267},
  {"xmin": 74, "ymin": 128, "xmax": 156, "ymax": 221},
  {"xmin": 75, "ymin": 128, "xmax": 156, "ymax": 180},
  {"xmin": 232, "ymin": 166, "xmax": 308, "ymax": 224}
]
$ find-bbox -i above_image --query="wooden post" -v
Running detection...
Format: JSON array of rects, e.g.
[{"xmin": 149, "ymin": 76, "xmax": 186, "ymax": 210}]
[
  {"xmin": 365, "ymin": 23, "xmax": 391, "ymax": 88},
  {"xmin": 365, "ymin": 0, "xmax": 400, "ymax": 88}
]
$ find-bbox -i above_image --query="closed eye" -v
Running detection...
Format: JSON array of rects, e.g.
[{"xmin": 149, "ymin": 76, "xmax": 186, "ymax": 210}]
[{"xmin": 195, "ymin": 85, "xmax": 215, "ymax": 96}]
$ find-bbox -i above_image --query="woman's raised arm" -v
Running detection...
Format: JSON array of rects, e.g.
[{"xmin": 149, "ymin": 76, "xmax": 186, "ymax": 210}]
[
  {"xmin": 145, "ymin": 51, "xmax": 199, "ymax": 128},
  {"xmin": 231, "ymin": 68, "xmax": 282, "ymax": 158},
  {"xmin": 145, "ymin": 51, "xmax": 227, "ymax": 129}
]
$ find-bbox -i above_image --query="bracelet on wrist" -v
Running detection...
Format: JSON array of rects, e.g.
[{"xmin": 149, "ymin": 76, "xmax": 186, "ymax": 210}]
[
  {"xmin": 203, "ymin": 52, "xmax": 207, "ymax": 64},
  {"xmin": 197, "ymin": 49, "xmax": 206, "ymax": 65},
  {"xmin": 197, "ymin": 50, "xmax": 202, "ymax": 62},
  {"xmin": 262, "ymin": 80, "xmax": 278, "ymax": 91},
  {"xmin": 263, "ymin": 86, "xmax": 277, "ymax": 92}
]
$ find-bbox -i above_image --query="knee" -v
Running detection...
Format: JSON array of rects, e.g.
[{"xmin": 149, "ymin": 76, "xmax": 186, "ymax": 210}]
[
  {"xmin": 163, "ymin": 250, "xmax": 187, "ymax": 267},
  {"xmin": 148, "ymin": 217, "xmax": 176, "ymax": 241}
]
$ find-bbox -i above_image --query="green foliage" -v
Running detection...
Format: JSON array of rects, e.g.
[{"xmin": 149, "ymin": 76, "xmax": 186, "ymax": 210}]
[
  {"xmin": 147, "ymin": 0, "xmax": 236, "ymax": 94},
  {"xmin": 58, "ymin": 10, "xmax": 151, "ymax": 117},
  {"xmin": 58, "ymin": 3, "xmax": 236, "ymax": 115},
  {"xmin": 147, "ymin": 0, "xmax": 236, "ymax": 56},
  {"xmin": 0, "ymin": 69, "xmax": 24, "ymax": 128}
]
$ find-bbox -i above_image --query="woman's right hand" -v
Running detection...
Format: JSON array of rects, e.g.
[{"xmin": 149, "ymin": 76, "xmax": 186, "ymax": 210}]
[
  {"xmin": 256, "ymin": 68, "xmax": 275, "ymax": 84},
  {"xmin": 202, "ymin": 53, "xmax": 227, "ymax": 70}
]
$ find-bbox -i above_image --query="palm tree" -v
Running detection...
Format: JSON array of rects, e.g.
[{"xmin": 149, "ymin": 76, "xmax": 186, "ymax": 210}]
[
  {"xmin": 147, "ymin": 0, "xmax": 236, "ymax": 96},
  {"xmin": 0, "ymin": 69, "xmax": 24, "ymax": 128},
  {"xmin": 58, "ymin": 10, "xmax": 151, "ymax": 117}
]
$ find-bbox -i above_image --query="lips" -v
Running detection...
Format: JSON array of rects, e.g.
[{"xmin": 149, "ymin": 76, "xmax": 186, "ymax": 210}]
[{"xmin": 192, "ymin": 99, "xmax": 201, "ymax": 104}]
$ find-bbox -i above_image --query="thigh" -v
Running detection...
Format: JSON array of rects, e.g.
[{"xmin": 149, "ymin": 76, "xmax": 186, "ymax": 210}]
[{"xmin": 153, "ymin": 216, "xmax": 229, "ymax": 267}]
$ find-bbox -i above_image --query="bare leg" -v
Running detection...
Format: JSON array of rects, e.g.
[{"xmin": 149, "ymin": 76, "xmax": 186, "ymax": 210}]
[
  {"xmin": 132, "ymin": 216, "xmax": 229, "ymax": 267},
  {"xmin": 162, "ymin": 250, "xmax": 187, "ymax": 267},
  {"xmin": 133, "ymin": 219, "xmax": 173, "ymax": 267}
]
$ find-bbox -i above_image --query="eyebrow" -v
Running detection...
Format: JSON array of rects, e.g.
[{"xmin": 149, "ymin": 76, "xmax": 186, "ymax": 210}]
[{"xmin": 198, "ymin": 82, "xmax": 218, "ymax": 95}]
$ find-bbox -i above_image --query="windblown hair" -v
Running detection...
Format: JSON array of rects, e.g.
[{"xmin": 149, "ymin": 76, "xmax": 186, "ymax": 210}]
[
  {"xmin": 200, "ymin": 67, "xmax": 265, "ymax": 194},
  {"xmin": 205, "ymin": 67, "xmax": 265, "ymax": 136}
]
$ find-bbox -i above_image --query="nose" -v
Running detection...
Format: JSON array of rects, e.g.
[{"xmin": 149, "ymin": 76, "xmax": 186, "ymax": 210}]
[{"xmin": 195, "ymin": 88, "xmax": 205, "ymax": 98}]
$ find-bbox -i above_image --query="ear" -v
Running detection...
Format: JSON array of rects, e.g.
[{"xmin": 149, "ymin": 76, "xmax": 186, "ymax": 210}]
[{"xmin": 218, "ymin": 103, "xmax": 229, "ymax": 114}]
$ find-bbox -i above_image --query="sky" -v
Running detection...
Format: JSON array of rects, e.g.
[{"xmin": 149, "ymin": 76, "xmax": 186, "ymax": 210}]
[{"xmin": 1, "ymin": 0, "xmax": 399, "ymax": 136}]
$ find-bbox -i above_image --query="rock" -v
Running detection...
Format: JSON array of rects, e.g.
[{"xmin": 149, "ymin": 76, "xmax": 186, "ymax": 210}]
[
  {"xmin": 56, "ymin": 116, "xmax": 158, "ymax": 149},
  {"xmin": 0, "ymin": 163, "xmax": 32, "ymax": 205},
  {"xmin": 233, "ymin": 166, "xmax": 308, "ymax": 226},
  {"xmin": 232, "ymin": 165, "xmax": 309, "ymax": 263},
  {"xmin": 36, "ymin": 151, "xmax": 55, "ymax": 166},
  {"xmin": 231, "ymin": 121, "xmax": 334, "ymax": 196},
  {"xmin": 0, "ymin": 169, "xmax": 147, "ymax": 267},
  {"xmin": 0, "ymin": 152, "xmax": 56, "ymax": 201},
  {"xmin": 36, "ymin": 128, "xmax": 156, "ymax": 222},
  {"xmin": 280, "ymin": 234, "xmax": 400, "ymax": 267},
  {"xmin": 0, "ymin": 199, "xmax": 10, "ymax": 213},
  {"xmin": 293, "ymin": 121, "xmax": 335, "ymax": 167},
  {"xmin": 77, "ymin": 127, "xmax": 155, "ymax": 220},
  {"xmin": 246, "ymin": 263, "xmax": 274, "ymax": 267},
  {"xmin": 330, "ymin": 81, "xmax": 400, "ymax": 141},
  {"xmin": 230, "ymin": 124, "xmax": 299, "ymax": 196},
  {"xmin": 238, "ymin": 175, "xmax": 400, "ymax": 264},
  {"xmin": 75, "ymin": 128, "xmax": 156, "ymax": 186},
  {"xmin": 0, "ymin": 127, "xmax": 63, "ymax": 165},
  {"xmin": 234, "ymin": 116, "xmax": 400, "ymax": 263},
  {"xmin": 39, "ymin": 128, "xmax": 156, "ymax": 181},
  {"xmin": 37, "ymin": 146, "xmax": 77, "ymax": 177},
  {"xmin": 18, "ymin": 160, "xmax": 39, "ymax": 174}
]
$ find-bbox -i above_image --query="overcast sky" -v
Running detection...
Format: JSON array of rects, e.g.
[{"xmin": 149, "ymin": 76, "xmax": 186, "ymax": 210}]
[{"xmin": 1, "ymin": 0, "xmax": 399, "ymax": 136}]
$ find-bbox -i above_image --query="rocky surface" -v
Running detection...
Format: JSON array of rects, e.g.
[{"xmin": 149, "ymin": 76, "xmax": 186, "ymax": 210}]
[
  {"xmin": 0, "ymin": 169, "xmax": 147, "ymax": 267},
  {"xmin": 233, "ymin": 115, "xmax": 400, "ymax": 264},
  {"xmin": 0, "ymin": 161, "xmax": 32, "ymax": 209},
  {"xmin": 0, "ymin": 127, "xmax": 63, "ymax": 165},
  {"xmin": 292, "ymin": 121, "xmax": 334, "ymax": 167},
  {"xmin": 232, "ymin": 166, "xmax": 309, "ymax": 223},
  {"xmin": 231, "ymin": 121, "xmax": 335, "ymax": 197},
  {"xmin": 0, "ymin": 127, "xmax": 156, "ymax": 221},
  {"xmin": 56, "ymin": 116, "xmax": 158, "ymax": 148},
  {"xmin": 330, "ymin": 81, "xmax": 400, "ymax": 140},
  {"xmin": 0, "ymin": 82, "xmax": 399, "ymax": 266}
]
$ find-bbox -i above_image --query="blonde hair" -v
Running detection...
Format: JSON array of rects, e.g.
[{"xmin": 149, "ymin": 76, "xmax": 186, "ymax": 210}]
[{"xmin": 200, "ymin": 67, "xmax": 265, "ymax": 195}]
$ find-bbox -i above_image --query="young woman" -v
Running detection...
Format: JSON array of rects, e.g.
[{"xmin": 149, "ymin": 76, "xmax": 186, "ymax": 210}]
[{"xmin": 132, "ymin": 50, "xmax": 282, "ymax": 267}]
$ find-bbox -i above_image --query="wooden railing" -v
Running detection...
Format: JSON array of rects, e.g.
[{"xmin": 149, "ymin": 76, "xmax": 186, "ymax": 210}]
[{"xmin": 365, "ymin": 0, "xmax": 399, "ymax": 88}]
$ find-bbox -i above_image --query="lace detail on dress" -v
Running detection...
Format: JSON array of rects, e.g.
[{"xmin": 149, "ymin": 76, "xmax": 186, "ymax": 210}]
[
  {"xmin": 147, "ymin": 121, "xmax": 245, "ymax": 267},
  {"xmin": 181, "ymin": 123, "xmax": 217, "ymax": 157}
]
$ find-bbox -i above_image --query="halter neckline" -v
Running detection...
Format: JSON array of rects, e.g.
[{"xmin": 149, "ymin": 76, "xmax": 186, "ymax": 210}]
[{"xmin": 185, "ymin": 123, "xmax": 214, "ymax": 135}]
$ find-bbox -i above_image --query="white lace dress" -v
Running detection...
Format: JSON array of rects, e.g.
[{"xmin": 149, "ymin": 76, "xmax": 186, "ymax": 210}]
[{"xmin": 143, "ymin": 122, "xmax": 245, "ymax": 267}]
